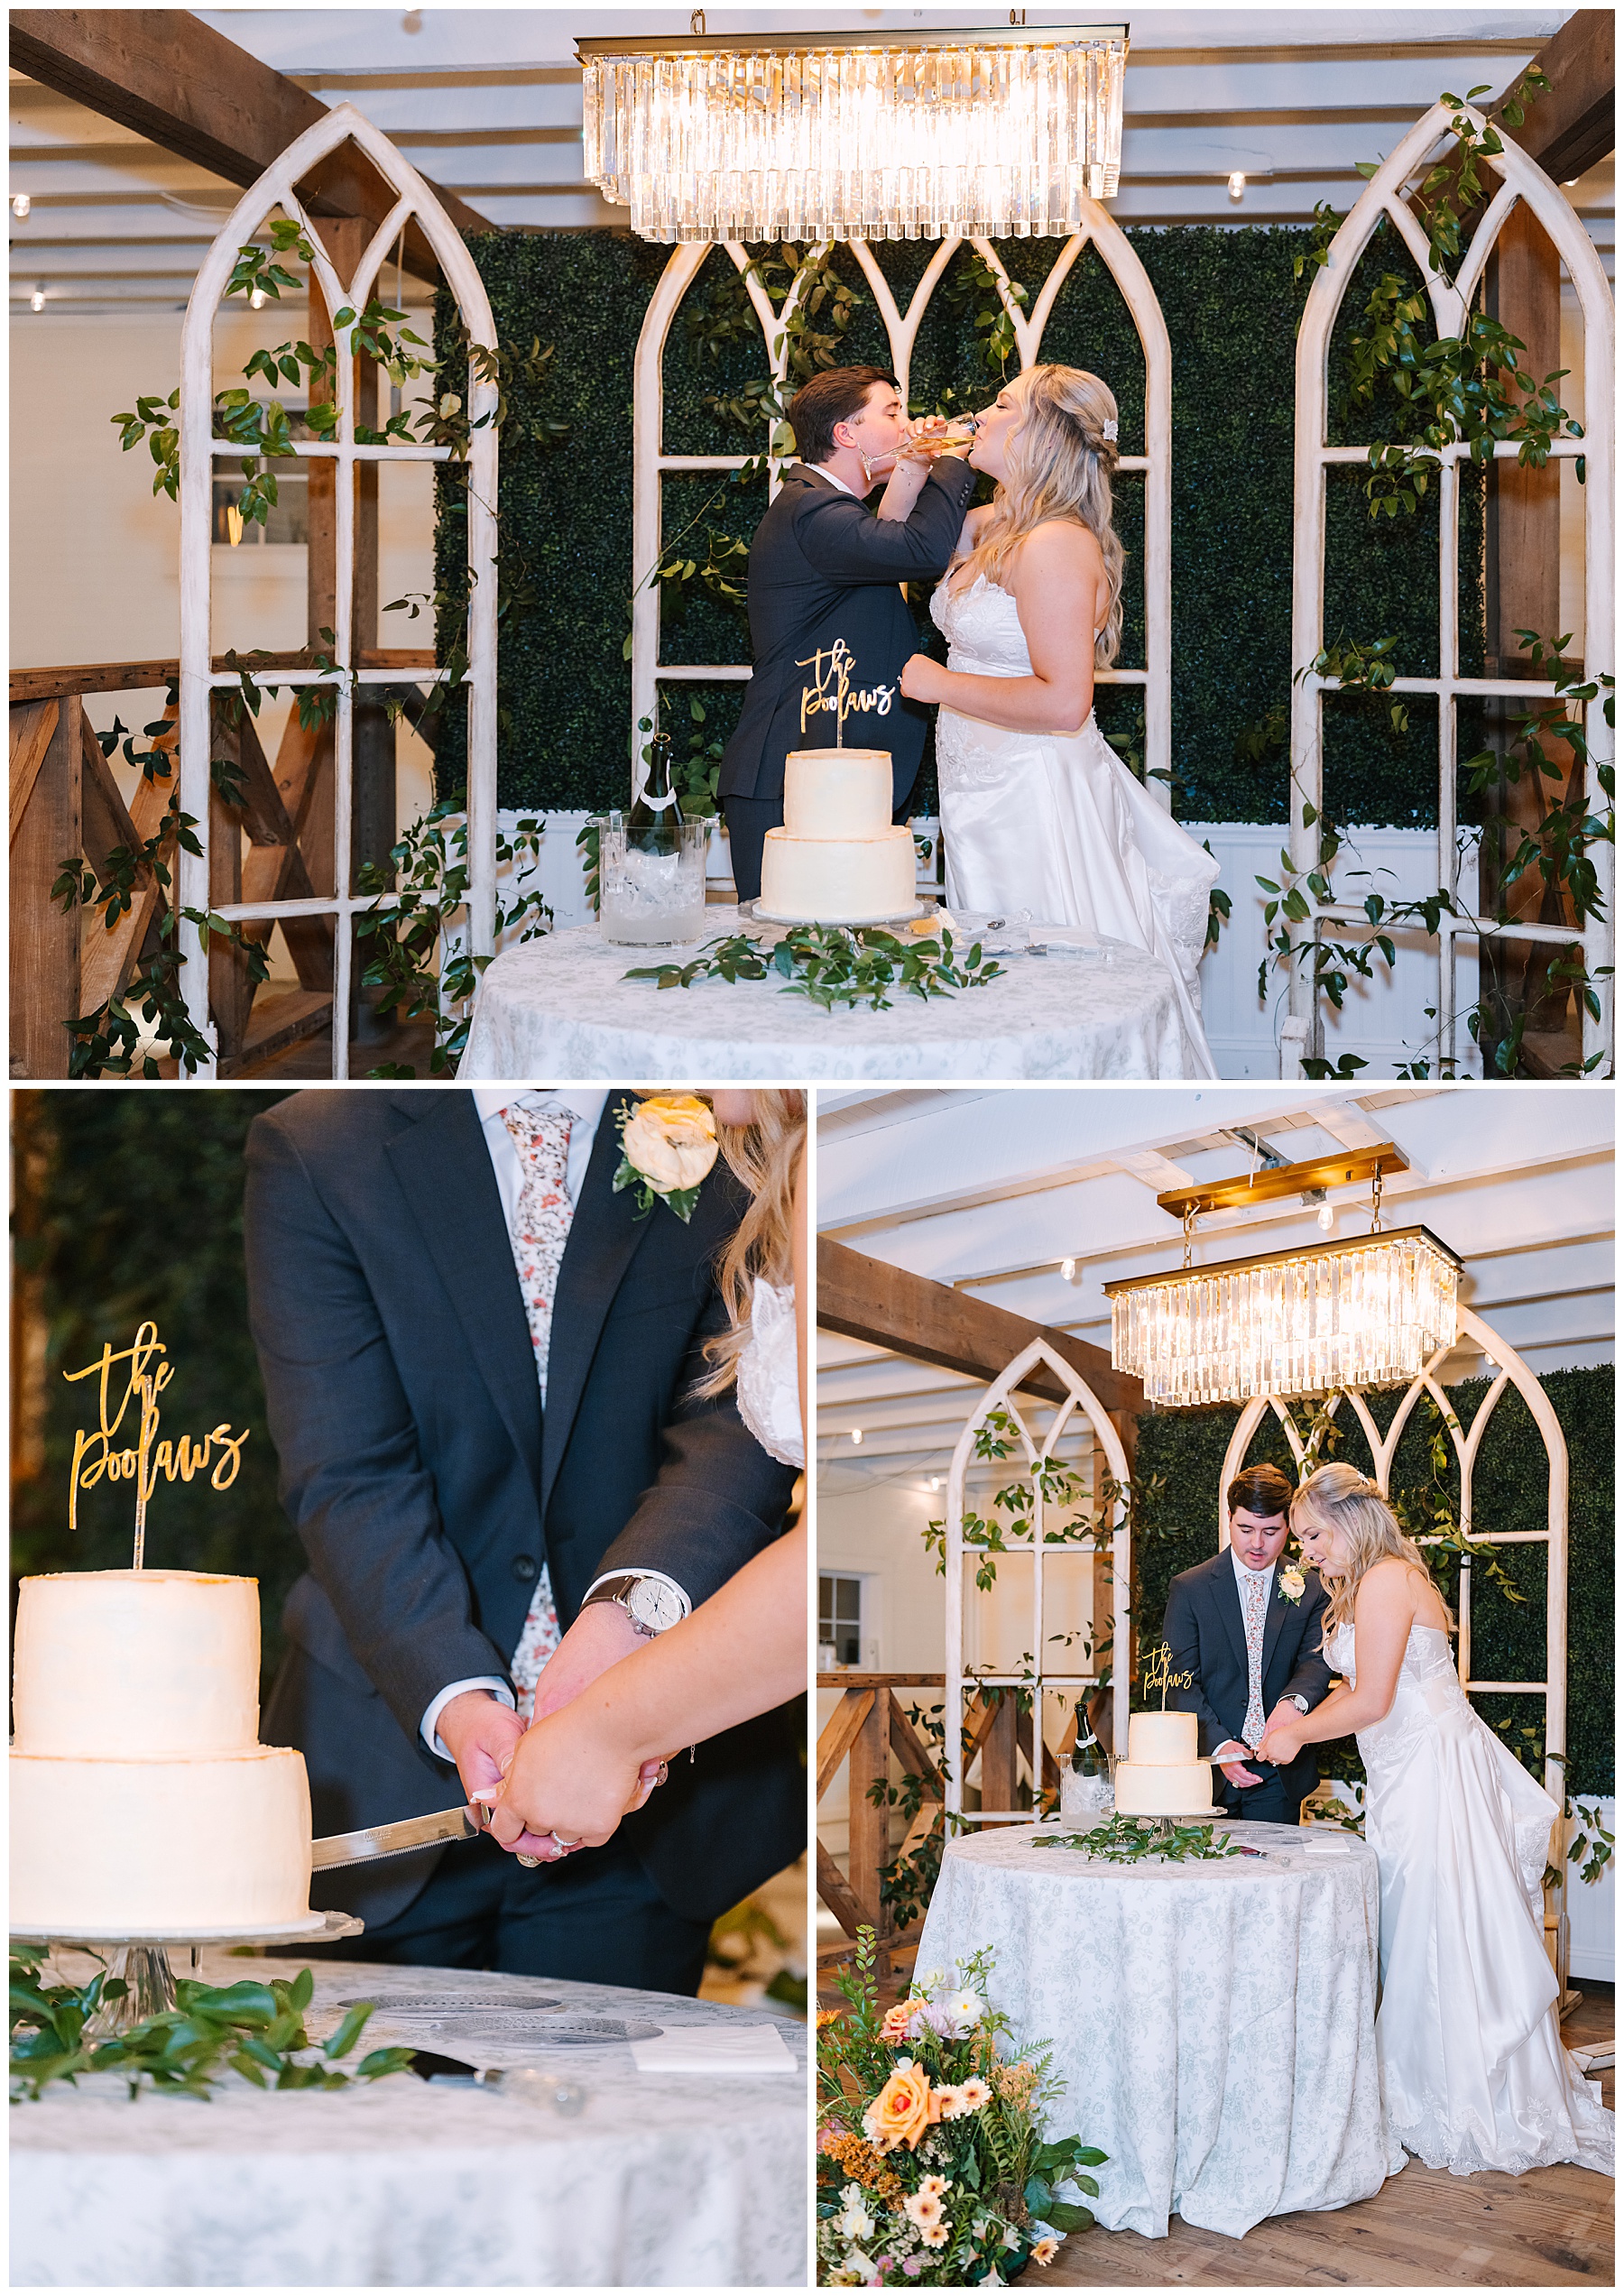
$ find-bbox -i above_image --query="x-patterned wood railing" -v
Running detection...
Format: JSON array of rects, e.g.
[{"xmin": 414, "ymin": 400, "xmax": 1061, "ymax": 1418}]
[
  {"xmin": 817, "ymin": 1670, "xmax": 1112, "ymax": 1975},
  {"xmin": 10, "ymin": 651, "xmax": 433, "ymax": 1076}
]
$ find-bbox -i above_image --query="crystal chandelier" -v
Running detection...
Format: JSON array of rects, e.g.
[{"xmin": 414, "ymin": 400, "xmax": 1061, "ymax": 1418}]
[
  {"xmin": 577, "ymin": 23, "xmax": 1130, "ymax": 244},
  {"xmin": 1103, "ymin": 1146, "xmax": 1463, "ymax": 1408}
]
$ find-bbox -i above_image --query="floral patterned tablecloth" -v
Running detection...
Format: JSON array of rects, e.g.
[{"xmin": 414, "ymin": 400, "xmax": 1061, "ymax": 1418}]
[
  {"xmin": 10, "ymin": 1952, "xmax": 807, "ymax": 2288},
  {"xmin": 914, "ymin": 1821, "xmax": 1403, "ymax": 2241},
  {"xmin": 460, "ymin": 908, "xmax": 1191, "ymax": 1081}
]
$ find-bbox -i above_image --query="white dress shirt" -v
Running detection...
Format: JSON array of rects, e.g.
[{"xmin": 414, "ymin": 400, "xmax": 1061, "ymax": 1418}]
[
  {"xmin": 808, "ymin": 461, "xmax": 863, "ymax": 498},
  {"xmin": 421, "ymin": 1087, "xmax": 688, "ymax": 1759},
  {"xmin": 1213, "ymin": 1547, "xmax": 1306, "ymax": 1759}
]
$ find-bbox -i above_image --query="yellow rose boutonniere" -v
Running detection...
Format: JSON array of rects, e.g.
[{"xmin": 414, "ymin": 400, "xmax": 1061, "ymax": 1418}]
[
  {"xmin": 614, "ymin": 1093, "xmax": 718, "ymax": 1222},
  {"xmin": 1278, "ymin": 1564, "xmax": 1306, "ymax": 1605}
]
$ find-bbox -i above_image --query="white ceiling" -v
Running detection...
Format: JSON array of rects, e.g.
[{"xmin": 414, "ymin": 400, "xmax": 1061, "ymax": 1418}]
[
  {"xmin": 816, "ymin": 1083, "xmax": 1614, "ymax": 1490},
  {"xmin": 9, "ymin": 6, "xmax": 1612, "ymax": 313}
]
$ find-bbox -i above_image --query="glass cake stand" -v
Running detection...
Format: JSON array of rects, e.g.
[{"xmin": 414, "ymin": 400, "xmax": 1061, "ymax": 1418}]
[
  {"xmin": 738, "ymin": 898, "xmax": 940, "ymax": 931},
  {"xmin": 14, "ymin": 1909, "xmax": 363, "ymax": 2037}
]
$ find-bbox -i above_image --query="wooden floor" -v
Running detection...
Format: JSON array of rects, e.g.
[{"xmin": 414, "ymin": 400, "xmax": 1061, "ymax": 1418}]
[
  {"xmin": 819, "ymin": 1963, "xmax": 1613, "ymax": 2288},
  {"xmin": 1049, "ymin": 1987, "xmax": 1614, "ymax": 2289}
]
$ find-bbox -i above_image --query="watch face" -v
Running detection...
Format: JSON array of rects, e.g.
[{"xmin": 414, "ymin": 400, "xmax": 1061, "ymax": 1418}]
[{"xmin": 629, "ymin": 1579, "xmax": 686, "ymax": 1633}]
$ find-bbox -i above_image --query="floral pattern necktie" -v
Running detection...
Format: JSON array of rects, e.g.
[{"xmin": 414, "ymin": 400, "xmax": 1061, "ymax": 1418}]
[
  {"xmin": 501, "ymin": 1101, "xmax": 579, "ymax": 1721},
  {"xmin": 1241, "ymin": 1565, "xmax": 1269, "ymax": 1748}
]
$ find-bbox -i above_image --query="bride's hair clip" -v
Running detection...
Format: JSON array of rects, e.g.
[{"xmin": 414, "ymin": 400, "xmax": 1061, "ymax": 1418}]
[{"xmin": 1100, "ymin": 419, "xmax": 1118, "ymax": 444}]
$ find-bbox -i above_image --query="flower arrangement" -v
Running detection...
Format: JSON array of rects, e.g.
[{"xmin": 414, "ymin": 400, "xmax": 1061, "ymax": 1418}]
[
  {"xmin": 1278, "ymin": 1561, "xmax": 1306, "ymax": 1605},
  {"xmin": 612, "ymin": 1092, "xmax": 718, "ymax": 1221},
  {"xmin": 817, "ymin": 1930, "xmax": 1104, "ymax": 2286}
]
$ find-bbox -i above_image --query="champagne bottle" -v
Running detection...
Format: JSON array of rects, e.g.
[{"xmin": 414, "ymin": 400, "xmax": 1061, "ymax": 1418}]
[
  {"xmin": 1071, "ymin": 1698, "xmax": 1106, "ymax": 1777},
  {"xmin": 628, "ymin": 720, "xmax": 682, "ymax": 853}
]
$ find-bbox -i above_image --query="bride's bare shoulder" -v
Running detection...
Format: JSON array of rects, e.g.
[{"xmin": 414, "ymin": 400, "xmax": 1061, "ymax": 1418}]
[{"xmin": 1011, "ymin": 518, "xmax": 1105, "ymax": 576}]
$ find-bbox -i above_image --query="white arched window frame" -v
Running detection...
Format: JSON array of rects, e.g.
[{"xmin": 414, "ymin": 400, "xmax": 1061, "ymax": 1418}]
[
  {"xmin": 178, "ymin": 103, "xmax": 499, "ymax": 1076},
  {"xmin": 1291, "ymin": 99, "xmax": 1615, "ymax": 1073},
  {"xmin": 943, "ymin": 1339, "xmax": 1132, "ymax": 1827},
  {"xmin": 630, "ymin": 213, "xmax": 1173, "ymax": 809},
  {"xmin": 1217, "ymin": 1306, "xmax": 1572, "ymax": 1973}
]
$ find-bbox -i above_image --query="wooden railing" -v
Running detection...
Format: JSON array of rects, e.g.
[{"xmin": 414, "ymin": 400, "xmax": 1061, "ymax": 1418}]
[
  {"xmin": 816, "ymin": 1670, "xmax": 1111, "ymax": 1975},
  {"xmin": 9, "ymin": 651, "xmax": 433, "ymax": 1077}
]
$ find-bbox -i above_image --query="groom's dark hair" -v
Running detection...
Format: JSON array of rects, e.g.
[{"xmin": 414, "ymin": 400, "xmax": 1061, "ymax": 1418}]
[
  {"xmin": 1227, "ymin": 1462, "xmax": 1295, "ymax": 1521},
  {"xmin": 789, "ymin": 364, "xmax": 900, "ymax": 465}
]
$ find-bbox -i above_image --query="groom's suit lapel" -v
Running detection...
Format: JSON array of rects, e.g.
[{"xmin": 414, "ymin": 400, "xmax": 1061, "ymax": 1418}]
[
  {"xmin": 541, "ymin": 1093, "xmax": 648, "ymax": 1522},
  {"xmin": 385, "ymin": 1091, "xmax": 542, "ymax": 1501}
]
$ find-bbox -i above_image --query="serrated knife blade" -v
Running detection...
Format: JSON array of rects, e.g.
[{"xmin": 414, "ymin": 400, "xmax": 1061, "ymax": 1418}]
[{"xmin": 311, "ymin": 1805, "xmax": 482, "ymax": 1871}]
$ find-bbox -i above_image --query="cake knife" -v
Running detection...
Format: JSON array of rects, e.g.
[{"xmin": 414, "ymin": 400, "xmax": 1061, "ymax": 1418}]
[{"xmin": 312, "ymin": 1805, "xmax": 484, "ymax": 1871}]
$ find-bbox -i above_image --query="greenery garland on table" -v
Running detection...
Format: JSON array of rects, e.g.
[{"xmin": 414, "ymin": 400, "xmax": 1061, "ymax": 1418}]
[
  {"xmin": 1031, "ymin": 1817, "xmax": 1243, "ymax": 1866},
  {"xmin": 624, "ymin": 924, "xmax": 1003, "ymax": 1012},
  {"xmin": 9, "ymin": 1949, "xmax": 413, "ymax": 2103}
]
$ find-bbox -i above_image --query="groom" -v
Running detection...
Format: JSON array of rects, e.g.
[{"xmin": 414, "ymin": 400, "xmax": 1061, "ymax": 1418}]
[
  {"xmin": 718, "ymin": 364, "xmax": 977, "ymax": 903},
  {"xmin": 1162, "ymin": 1463, "xmax": 1334, "ymax": 1826},
  {"xmin": 243, "ymin": 1089, "xmax": 802, "ymax": 1992}
]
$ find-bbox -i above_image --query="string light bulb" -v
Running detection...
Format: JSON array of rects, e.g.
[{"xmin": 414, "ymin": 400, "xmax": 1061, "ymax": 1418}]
[
  {"xmin": 851, "ymin": 1428, "xmax": 863, "ymax": 1446},
  {"xmin": 13, "ymin": 193, "xmax": 32, "ymax": 219},
  {"xmin": 1060, "ymin": 1257, "xmax": 1077, "ymax": 1282},
  {"xmin": 30, "ymin": 285, "xmax": 45, "ymax": 312},
  {"xmin": 249, "ymin": 287, "xmax": 267, "ymax": 311},
  {"xmin": 1227, "ymin": 171, "xmax": 1246, "ymax": 201}
]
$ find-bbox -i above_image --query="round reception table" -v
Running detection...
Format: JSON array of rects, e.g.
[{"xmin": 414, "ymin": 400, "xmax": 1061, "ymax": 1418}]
[
  {"xmin": 459, "ymin": 908, "xmax": 1194, "ymax": 1081},
  {"xmin": 10, "ymin": 1951, "xmax": 807, "ymax": 2287},
  {"xmin": 913, "ymin": 1821, "xmax": 1402, "ymax": 2241}
]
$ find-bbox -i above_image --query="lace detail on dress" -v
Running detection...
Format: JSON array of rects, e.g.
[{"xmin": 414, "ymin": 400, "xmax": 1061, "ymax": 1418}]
[{"xmin": 735, "ymin": 1278, "xmax": 803, "ymax": 1469}]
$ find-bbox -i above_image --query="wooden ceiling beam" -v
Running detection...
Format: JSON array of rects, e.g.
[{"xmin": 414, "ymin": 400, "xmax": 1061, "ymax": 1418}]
[
  {"xmin": 818, "ymin": 1239, "xmax": 1144, "ymax": 1421},
  {"xmin": 1496, "ymin": 9, "xmax": 1614, "ymax": 184},
  {"xmin": 9, "ymin": 11, "xmax": 500, "ymax": 282}
]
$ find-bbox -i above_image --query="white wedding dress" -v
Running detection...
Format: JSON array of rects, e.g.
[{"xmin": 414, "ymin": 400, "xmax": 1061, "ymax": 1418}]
[
  {"xmin": 930, "ymin": 574, "xmax": 1222, "ymax": 1078},
  {"xmin": 735, "ymin": 1277, "xmax": 803, "ymax": 1469},
  {"xmin": 1327, "ymin": 1620, "xmax": 1612, "ymax": 2177}
]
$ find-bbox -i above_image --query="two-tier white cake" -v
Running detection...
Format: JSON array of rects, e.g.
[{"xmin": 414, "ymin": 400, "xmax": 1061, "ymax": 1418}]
[
  {"xmin": 10, "ymin": 1569, "xmax": 314, "ymax": 1935},
  {"xmin": 1112, "ymin": 1710, "xmax": 1219, "ymax": 1818},
  {"xmin": 757, "ymin": 747, "xmax": 917, "ymax": 925}
]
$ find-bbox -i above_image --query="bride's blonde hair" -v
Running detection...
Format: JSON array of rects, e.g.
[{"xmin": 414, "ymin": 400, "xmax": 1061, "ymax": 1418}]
[
  {"xmin": 1291, "ymin": 1462, "xmax": 1453, "ymax": 1637},
  {"xmin": 961, "ymin": 364, "xmax": 1126, "ymax": 669},
  {"xmin": 695, "ymin": 1090, "xmax": 806, "ymax": 1397}
]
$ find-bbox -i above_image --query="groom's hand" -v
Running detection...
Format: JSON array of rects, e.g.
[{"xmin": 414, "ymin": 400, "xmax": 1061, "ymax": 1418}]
[
  {"xmin": 1213, "ymin": 1739, "xmax": 1263, "ymax": 1788},
  {"xmin": 529, "ymin": 1600, "xmax": 647, "ymax": 1725},
  {"xmin": 436, "ymin": 1689, "xmax": 526, "ymax": 1815}
]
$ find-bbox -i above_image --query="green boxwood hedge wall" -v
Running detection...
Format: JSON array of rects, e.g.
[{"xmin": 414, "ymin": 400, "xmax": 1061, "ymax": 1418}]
[
  {"xmin": 434, "ymin": 222, "xmax": 1483, "ymax": 825},
  {"xmin": 1130, "ymin": 1364, "xmax": 1612, "ymax": 1798},
  {"xmin": 12, "ymin": 1092, "xmax": 301, "ymax": 1702}
]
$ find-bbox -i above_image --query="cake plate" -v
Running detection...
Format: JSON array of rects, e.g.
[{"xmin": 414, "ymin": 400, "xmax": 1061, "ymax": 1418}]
[
  {"xmin": 739, "ymin": 897, "xmax": 940, "ymax": 931},
  {"xmin": 15, "ymin": 1909, "xmax": 364, "ymax": 2037}
]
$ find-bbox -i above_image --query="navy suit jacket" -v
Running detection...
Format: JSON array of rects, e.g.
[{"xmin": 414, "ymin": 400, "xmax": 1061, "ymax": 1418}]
[
  {"xmin": 245, "ymin": 1089, "xmax": 801, "ymax": 1931},
  {"xmin": 717, "ymin": 456, "xmax": 977, "ymax": 813},
  {"xmin": 1162, "ymin": 1550, "xmax": 1334, "ymax": 1814}
]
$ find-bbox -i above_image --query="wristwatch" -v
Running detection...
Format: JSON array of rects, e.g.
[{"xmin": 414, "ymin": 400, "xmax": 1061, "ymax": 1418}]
[
  {"xmin": 584, "ymin": 1572, "xmax": 688, "ymax": 1639},
  {"xmin": 1287, "ymin": 1694, "xmax": 1309, "ymax": 1713}
]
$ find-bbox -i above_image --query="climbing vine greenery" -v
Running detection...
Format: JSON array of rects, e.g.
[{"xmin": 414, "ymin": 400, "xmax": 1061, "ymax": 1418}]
[
  {"xmin": 89, "ymin": 213, "xmax": 569, "ymax": 1074},
  {"xmin": 1258, "ymin": 72, "xmax": 1611, "ymax": 1078}
]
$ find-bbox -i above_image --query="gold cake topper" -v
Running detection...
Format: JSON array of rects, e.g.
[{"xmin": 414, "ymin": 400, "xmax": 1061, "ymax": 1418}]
[
  {"xmin": 796, "ymin": 638, "xmax": 896, "ymax": 743},
  {"xmin": 63, "ymin": 1320, "xmax": 249, "ymax": 1568},
  {"xmin": 1140, "ymin": 1639, "xmax": 1195, "ymax": 1710}
]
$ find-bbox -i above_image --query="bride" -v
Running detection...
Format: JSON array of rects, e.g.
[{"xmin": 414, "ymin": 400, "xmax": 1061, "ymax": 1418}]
[
  {"xmin": 1259, "ymin": 1464, "xmax": 1612, "ymax": 2179},
  {"xmin": 892, "ymin": 364, "xmax": 1221, "ymax": 1078},
  {"xmin": 490, "ymin": 1090, "xmax": 806, "ymax": 1857}
]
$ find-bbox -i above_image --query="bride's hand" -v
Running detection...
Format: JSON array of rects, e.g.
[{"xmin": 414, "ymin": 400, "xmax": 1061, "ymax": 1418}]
[
  {"xmin": 899, "ymin": 653, "xmax": 946, "ymax": 704},
  {"xmin": 486, "ymin": 1697, "xmax": 656, "ymax": 1858},
  {"xmin": 1256, "ymin": 1718, "xmax": 1304, "ymax": 1766}
]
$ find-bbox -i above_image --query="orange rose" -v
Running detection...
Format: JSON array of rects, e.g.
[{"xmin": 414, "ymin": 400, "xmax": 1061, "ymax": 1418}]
[{"xmin": 863, "ymin": 2057, "xmax": 943, "ymax": 2153}]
